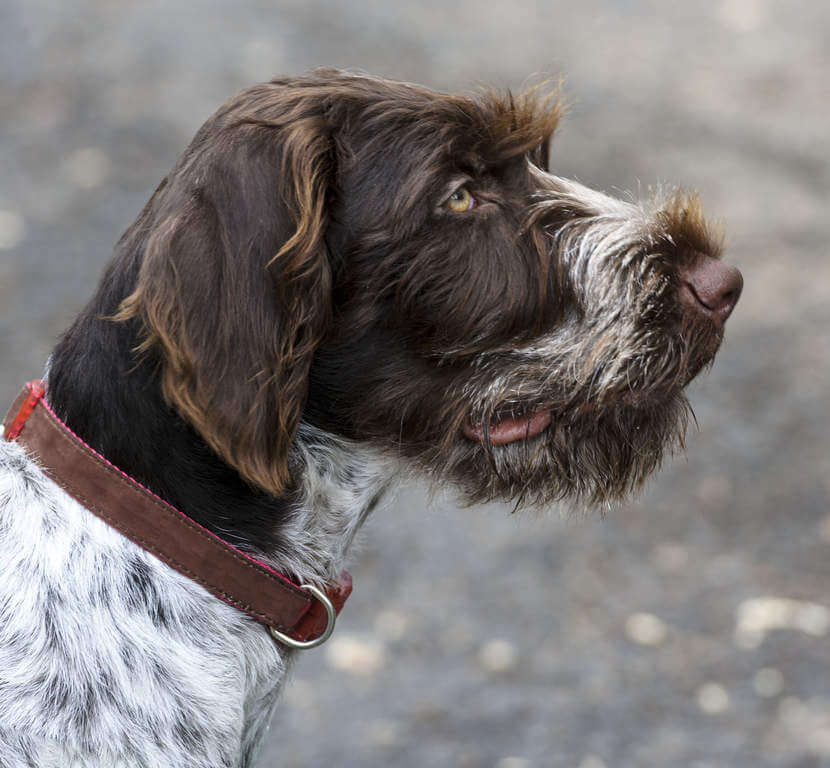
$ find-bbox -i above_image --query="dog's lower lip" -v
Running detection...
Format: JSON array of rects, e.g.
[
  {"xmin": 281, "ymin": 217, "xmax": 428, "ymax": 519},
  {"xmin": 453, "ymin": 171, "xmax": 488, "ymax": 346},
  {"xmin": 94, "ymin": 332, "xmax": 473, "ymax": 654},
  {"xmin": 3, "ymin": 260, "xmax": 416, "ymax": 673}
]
[{"xmin": 462, "ymin": 409, "xmax": 553, "ymax": 445}]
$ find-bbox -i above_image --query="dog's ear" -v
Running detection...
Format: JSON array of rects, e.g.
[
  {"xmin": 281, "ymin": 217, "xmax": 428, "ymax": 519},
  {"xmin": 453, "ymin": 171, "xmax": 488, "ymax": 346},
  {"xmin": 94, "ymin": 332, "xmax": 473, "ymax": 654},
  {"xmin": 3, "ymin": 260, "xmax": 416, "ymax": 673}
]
[{"xmin": 116, "ymin": 87, "xmax": 334, "ymax": 495}]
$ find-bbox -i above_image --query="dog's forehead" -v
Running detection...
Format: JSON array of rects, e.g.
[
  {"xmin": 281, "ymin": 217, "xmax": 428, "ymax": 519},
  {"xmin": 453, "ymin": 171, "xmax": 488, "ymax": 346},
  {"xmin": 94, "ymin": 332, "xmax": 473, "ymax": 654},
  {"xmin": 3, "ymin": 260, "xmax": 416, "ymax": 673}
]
[{"xmin": 326, "ymin": 75, "xmax": 561, "ymax": 164}]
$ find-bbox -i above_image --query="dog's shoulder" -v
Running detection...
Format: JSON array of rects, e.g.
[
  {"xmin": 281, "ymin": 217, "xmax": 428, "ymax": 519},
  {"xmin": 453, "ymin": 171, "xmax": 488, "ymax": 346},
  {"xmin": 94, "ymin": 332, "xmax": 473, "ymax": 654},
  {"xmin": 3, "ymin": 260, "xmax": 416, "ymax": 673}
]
[{"xmin": 0, "ymin": 439, "xmax": 285, "ymax": 768}]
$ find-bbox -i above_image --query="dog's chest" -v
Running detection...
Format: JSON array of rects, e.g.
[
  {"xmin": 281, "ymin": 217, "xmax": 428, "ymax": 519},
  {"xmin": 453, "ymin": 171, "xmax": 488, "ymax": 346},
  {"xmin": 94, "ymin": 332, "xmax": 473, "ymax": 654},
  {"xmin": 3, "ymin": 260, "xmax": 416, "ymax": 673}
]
[{"xmin": 0, "ymin": 439, "xmax": 288, "ymax": 768}]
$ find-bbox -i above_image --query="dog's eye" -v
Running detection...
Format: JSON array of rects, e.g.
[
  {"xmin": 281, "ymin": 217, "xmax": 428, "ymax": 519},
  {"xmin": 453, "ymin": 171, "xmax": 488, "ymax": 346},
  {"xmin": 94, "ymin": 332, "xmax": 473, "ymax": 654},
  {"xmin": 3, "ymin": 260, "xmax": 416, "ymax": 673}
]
[{"xmin": 445, "ymin": 186, "xmax": 476, "ymax": 213}]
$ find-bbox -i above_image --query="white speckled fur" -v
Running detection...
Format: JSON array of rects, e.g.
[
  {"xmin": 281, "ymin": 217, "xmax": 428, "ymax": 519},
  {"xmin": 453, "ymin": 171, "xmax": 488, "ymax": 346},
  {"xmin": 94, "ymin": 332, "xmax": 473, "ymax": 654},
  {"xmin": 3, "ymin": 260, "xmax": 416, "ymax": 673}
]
[{"xmin": 0, "ymin": 425, "xmax": 393, "ymax": 767}]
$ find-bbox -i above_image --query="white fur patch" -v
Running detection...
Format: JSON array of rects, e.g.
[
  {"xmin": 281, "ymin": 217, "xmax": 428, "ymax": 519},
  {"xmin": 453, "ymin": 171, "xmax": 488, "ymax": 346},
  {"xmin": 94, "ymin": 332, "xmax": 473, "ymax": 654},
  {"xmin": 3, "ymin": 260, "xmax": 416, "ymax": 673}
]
[{"xmin": 0, "ymin": 427, "xmax": 395, "ymax": 767}]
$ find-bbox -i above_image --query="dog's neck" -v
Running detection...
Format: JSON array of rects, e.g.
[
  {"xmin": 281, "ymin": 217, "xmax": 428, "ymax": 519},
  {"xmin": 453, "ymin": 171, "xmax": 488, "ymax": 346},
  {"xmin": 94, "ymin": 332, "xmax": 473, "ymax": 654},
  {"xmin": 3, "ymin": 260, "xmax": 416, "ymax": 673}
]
[{"xmin": 45, "ymin": 277, "xmax": 392, "ymax": 582}]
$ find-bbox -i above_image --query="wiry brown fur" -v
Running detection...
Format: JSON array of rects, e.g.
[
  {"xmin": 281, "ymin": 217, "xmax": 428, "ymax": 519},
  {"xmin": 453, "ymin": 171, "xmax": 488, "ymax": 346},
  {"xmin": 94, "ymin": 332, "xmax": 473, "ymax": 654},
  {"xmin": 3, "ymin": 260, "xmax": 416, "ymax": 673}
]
[{"xmin": 113, "ymin": 68, "xmax": 731, "ymax": 509}]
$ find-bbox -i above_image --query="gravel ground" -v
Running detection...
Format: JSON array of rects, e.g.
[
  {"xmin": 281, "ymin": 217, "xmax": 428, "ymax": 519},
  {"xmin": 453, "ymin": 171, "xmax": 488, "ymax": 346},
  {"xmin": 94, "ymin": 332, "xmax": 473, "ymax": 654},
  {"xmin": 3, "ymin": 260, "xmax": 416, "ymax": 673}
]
[{"xmin": 2, "ymin": 2, "xmax": 829, "ymax": 766}]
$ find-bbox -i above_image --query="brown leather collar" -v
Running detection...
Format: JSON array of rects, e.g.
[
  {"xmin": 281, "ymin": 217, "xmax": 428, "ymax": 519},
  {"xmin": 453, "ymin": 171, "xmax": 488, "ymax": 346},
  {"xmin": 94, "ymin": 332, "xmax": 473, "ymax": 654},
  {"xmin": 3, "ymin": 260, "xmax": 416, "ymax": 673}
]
[{"xmin": 2, "ymin": 380, "xmax": 351, "ymax": 648}]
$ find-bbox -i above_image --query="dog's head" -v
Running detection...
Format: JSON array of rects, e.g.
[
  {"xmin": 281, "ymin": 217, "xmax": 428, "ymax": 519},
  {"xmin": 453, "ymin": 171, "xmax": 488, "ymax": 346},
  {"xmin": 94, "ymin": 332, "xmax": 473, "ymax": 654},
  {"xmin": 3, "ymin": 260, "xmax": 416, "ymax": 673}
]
[{"xmin": 116, "ymin": 69, "xmax": 741, "ymax": 507}]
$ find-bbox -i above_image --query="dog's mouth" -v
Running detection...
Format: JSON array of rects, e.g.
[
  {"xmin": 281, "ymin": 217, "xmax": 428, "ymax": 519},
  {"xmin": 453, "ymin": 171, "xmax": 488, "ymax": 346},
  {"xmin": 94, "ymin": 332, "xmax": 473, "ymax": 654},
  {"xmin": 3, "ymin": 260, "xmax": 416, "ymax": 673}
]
[
  {"xmin": 460, "ymin": 385, "xmax": 680, "ymax": 446},
  {"xmin": 462, "ymin": 408, "xmax": 553, "ymax": 445}
]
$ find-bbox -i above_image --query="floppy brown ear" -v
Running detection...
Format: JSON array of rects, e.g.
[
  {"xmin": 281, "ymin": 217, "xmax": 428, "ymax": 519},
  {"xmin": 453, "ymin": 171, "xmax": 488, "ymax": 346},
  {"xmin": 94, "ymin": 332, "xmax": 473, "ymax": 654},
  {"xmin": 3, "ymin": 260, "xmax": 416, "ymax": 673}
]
[{"xmin": 116, "ymin": 86, "xmax": 334, "ymax": 495}]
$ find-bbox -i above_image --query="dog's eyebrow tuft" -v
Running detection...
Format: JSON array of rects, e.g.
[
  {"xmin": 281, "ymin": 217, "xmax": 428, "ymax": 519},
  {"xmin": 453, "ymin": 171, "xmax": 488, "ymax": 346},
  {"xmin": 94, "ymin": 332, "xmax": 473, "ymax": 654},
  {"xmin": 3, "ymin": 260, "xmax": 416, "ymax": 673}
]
[{"xmin": 468, "ymin": 82, "xmax": 565, "ymax": 165}]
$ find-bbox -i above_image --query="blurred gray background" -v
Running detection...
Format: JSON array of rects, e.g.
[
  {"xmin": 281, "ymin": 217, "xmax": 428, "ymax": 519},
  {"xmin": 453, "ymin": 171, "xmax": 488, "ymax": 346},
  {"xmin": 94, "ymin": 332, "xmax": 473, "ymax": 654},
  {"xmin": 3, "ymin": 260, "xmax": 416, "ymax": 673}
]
[{"xmin": 1, "ymin": 1, "xmax": 829, "ymax": 766}]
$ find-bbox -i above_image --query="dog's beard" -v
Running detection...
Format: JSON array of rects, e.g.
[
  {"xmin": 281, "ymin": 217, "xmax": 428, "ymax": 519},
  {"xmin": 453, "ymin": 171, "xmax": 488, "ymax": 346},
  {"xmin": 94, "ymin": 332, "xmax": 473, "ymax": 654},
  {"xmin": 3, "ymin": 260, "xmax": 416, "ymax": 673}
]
[
  {"xmin": 419, "ymin": 304, "xmax": 723, "ymax": 509},
  {"xmin": 424, "ymin": 392, "xmax": 692, "ymax": 509}
]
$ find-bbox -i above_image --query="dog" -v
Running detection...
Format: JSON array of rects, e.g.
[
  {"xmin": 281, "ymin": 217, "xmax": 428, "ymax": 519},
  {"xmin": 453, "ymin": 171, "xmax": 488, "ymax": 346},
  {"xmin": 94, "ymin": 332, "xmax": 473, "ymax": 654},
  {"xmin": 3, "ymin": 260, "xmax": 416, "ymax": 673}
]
[{"xmin": 0, "ymin": 69, "xmax": 742, "ymax": 767}]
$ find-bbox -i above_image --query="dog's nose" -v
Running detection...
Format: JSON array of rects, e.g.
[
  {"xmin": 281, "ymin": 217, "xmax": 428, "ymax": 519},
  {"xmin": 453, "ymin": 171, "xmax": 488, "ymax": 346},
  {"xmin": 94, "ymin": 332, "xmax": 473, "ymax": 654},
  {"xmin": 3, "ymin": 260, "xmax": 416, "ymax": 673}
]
[{"xmin": 679, "ymin": 255, "xmax": 743, "ymax": 326}]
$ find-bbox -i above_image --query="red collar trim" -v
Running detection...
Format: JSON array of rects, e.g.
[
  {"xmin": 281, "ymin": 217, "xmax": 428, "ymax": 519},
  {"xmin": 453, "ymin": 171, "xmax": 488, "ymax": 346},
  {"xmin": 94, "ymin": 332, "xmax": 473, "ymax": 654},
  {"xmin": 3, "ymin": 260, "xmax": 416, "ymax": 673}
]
[{"xmin": 2, "ymin": 380, "xmax": 351, "ymax": 649}]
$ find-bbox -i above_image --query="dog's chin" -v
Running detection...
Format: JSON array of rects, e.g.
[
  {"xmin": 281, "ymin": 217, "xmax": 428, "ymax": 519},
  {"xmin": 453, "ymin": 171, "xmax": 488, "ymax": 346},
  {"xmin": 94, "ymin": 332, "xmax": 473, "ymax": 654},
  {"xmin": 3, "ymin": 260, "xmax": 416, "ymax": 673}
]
[{"xmin": 437, "ymin": 392, "xmax": 692, "ymax": 508}]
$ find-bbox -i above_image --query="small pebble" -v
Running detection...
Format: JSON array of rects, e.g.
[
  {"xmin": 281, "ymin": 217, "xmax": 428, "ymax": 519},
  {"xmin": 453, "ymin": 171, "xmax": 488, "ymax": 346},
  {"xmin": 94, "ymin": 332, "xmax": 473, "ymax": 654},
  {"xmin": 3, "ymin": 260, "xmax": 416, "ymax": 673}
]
[
  {"xmin": 478, "ymin": 639, "xmax": 517, "ymax": 673},
  {"xmin": 625, "ymin": 612, "xmax": 667, "ymax": 646},
  {"xmin": 696, "ymin": 682, "xmax": 730, "ymax": 715},
  {"xmin": 735, "ymin": 596, "xmax": 830, "ymax": 649},
  {"xmin": 324, "ymin": 634, "xmax": 385, "ymax": 675}
]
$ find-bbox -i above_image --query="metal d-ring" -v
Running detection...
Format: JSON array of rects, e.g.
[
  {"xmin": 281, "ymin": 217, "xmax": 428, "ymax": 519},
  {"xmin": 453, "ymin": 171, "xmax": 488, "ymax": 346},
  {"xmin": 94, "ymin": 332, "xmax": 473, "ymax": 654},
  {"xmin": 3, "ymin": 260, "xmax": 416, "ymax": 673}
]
[{"xmin": 269, "ymin": 583, "xmax": 337, "ymax": 650}]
